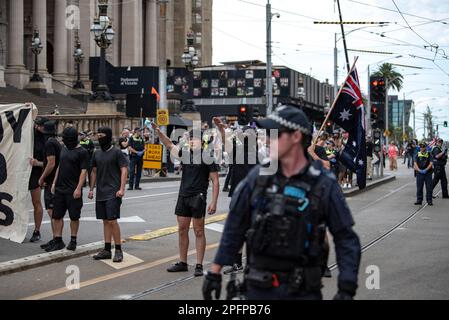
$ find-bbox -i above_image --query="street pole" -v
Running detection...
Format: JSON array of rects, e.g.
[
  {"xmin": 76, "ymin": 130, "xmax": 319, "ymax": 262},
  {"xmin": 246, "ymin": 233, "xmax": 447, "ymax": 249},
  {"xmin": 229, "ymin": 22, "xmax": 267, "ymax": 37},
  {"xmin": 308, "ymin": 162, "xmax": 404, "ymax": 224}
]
[
  {"xmin": 266, "ymin": 0, "xmax": 273, "ymax": 115},
  {"xmin": 413, "ymin": 102, "xmax": 416, "ymax": 139},
  {"xmin": 402, "ymin": 93, "xmax": 405, "ymax": 143},
  {"xmin": 336, "ymin": 0, "xmax": 350, "ymax": 72},
  {"xmin": 366, "ymin": 64, "xmax": 371, "ymax": 136},
  {"xmin": 159, "ymin": 0, "xmax": 168, "ymax": 169},
  {"xmin": 385, "ymin": 78, "xmax": 389, "ymax": 146},
  {"xmin": 334, "ymin": 33, "xmax": 338, "ymax": 98}
]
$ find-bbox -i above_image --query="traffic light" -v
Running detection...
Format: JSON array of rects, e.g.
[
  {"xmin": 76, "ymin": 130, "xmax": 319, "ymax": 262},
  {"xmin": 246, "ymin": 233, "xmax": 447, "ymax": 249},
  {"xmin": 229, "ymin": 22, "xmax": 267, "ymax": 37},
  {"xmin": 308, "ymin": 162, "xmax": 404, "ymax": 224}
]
[
  {"xmin": 238, "ymin": 105, "xmax": 249, "ymax": 125},
  {"xmin": 371, "ymin": 104, "xmax": 385, "ymax": 130},
  {"xmin": 370, "ymin": 76, "xmax": 386, "ymax": 103},
  {"xmin": 325, "ymin": 120, "xmax": 333, "ymax": 134},
  {"xmin": 444, "ymin": 121, "xmax": 448, "ymax": 128},
  {"xmin": 373, "ymin": 129, "xmax": 382, "ymax": 153}
]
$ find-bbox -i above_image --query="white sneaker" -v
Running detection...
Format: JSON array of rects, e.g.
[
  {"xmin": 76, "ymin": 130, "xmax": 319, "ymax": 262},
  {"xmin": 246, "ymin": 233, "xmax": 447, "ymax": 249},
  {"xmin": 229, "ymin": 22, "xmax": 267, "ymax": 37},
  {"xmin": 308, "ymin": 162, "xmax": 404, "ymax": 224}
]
[
  {"xmin": 343, "ymin": 183, "xmax": 348, "ymax": 188},
  {"xmin": 348, "ymin": 184, "xmax": 352, "ymax": 189}
]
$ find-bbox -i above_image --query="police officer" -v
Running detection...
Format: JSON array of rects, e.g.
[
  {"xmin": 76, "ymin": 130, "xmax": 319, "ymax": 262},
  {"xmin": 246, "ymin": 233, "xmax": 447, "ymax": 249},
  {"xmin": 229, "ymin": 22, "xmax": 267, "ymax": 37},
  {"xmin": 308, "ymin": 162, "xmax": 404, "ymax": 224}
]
[
  {"xmin": 128, "ymin": 127, "xmax": 145, "ymax": 190},
  {"xmin": 431, "ymin": 139, "xmax": 448, "ymax": 199},
  {"xmin": 79, "ymin": 131, "xmax": 95, "ymax": 184},
  {"xmin": 202, "ymin": 105, "xmax": 361, "ymax": 300},
  {"xmin": 414, "ymin": 141, "xmax": 433, "ymax": 206}
]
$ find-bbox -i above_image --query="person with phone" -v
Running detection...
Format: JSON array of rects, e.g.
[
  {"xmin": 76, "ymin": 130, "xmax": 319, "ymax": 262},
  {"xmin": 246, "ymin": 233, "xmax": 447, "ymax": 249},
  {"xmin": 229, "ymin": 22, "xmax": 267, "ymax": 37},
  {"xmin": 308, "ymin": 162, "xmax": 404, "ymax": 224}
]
[{"xmin": 152, "ymin": 122, "xmax": 220, "ymax": 277}]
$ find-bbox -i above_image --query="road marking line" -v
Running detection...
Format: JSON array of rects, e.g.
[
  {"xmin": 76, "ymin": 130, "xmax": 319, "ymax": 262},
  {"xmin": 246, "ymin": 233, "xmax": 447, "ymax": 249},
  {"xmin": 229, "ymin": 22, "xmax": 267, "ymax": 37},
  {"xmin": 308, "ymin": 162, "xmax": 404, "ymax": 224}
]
[
  {"xmin": 99, "ymin": 250, "xmax": 144, "ymax": 270},
  {"xmin": 205, "ymin": 223, "xmax": 225, "ymax": 233},
  {"xmin": 28, "ymin": 216, "xmax": 146, "ymax": 227},
  {"xmin": 21, "ymin": 242, "xmax": 220, "ymax": 300},
  {"xmin": 128, "ymin": 213, "xmax": 228, "ymax": 241}
]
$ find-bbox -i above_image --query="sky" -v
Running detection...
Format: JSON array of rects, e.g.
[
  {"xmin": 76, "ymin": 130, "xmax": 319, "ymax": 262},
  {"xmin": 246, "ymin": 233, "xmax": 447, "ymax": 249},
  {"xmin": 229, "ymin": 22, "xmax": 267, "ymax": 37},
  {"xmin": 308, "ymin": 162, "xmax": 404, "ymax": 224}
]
[{"xmin": 212, "ymin": 0, "xmax": 449, "ymax": 140}]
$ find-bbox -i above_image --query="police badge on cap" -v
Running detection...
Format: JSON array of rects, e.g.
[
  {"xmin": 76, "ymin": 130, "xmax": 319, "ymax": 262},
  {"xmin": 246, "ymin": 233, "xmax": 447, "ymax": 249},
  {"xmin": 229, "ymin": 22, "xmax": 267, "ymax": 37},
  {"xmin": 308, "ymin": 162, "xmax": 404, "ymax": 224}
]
[{"xmin": 255, "ymin": 105, "xmax": 311, "ymax": 134}]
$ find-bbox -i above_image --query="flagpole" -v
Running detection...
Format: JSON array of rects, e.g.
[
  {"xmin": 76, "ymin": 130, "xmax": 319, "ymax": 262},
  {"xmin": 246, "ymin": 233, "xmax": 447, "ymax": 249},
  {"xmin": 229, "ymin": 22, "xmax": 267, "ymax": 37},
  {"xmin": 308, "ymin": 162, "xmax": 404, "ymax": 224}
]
[{"xmin": 312, "ymin": 56, "xmax": 359, "ymax": 145}]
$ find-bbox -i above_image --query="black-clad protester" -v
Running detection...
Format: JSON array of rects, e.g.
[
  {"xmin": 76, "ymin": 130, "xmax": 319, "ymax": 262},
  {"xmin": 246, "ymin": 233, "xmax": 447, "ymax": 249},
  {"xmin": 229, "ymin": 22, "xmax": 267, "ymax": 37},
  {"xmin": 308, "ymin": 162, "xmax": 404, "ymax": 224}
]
[
  {"xmin": 431, "ymin": 139, "xmax": 448, "ymax": 198},
  {"xmin": 46, "ymin": 127, "xmax": 89, "ymax": 252},
  {"xmin": 414, "ymin": 141, "xmax": 433, "ymax": 206},
  {"xmin": 38, "ymin": 121, "xmax": 61, "ymax": 250},
  {"xmin": 29, "ymin": 117, "xmax": 48, "ymax": 242},
  {"xmin": 89, "ymin": 127, "xmax": 129, "ymax": 263},
  {"xmin": 79, "ymin": 131, "xmax": 95, "ymax": 184},
  {"xmin": 203, "ymin": 105, "xmax": 361, "ymax": 300},
  {"xmin": 128, "ymin": 127, "xmax": 145, "ymax": 190}
]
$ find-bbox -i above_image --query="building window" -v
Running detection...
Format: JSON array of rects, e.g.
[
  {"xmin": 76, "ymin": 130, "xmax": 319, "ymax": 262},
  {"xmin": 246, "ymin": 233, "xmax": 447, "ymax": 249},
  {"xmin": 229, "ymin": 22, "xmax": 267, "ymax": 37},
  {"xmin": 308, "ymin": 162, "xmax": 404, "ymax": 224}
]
[
  {"xmin": 196, "ymin": 32, "xmax": 202, "ymax": 44},
  {"xmin": 196, "ymin": 49, "xmax": 202, "ymax": 58},
  {"xmin": 195, "ymin": 0, "xmax": 202, "ymax": 8},
  {"xmin": 194, "ymin": 13, "xmax": 202, "ymax": 24}
]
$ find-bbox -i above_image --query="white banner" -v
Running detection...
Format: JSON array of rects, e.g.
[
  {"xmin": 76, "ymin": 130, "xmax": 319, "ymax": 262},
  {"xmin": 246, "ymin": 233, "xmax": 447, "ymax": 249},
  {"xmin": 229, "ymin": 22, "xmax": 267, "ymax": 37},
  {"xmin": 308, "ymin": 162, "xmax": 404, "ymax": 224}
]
[{"xmin": 0, "ymin": 103, "xmax": 36, "ymax": 243}]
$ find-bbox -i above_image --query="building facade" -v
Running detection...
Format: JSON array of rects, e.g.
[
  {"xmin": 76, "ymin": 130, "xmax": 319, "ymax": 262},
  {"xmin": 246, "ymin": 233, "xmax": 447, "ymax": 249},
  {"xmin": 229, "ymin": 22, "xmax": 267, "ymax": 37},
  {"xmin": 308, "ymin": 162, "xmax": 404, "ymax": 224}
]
[
  {"xmin": 0, "ymin": 0, "xmax": 212, "ymax": 94},
  {"xmin": 388, "ymin": 95, "xmax": 413, "ymax": 130}
]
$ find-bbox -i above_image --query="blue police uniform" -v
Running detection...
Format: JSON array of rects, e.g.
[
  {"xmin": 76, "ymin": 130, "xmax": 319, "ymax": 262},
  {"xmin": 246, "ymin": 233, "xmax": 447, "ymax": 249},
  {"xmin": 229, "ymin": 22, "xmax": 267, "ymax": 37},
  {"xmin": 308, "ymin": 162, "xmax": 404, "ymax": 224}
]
[
  {"xmin": 431, "ymin": 144, "xmax": 448, "ymax": 198},
  {"xmin": 129, "ymin": 134, "xmax": 145, "ymax": 189},
  {"xmin": 213, "ymin": 162, "xmax": 361, "ymax": 300},
  {"xmin": 415, "ymin": 150, "xmax": 433, "ymax": 205}
]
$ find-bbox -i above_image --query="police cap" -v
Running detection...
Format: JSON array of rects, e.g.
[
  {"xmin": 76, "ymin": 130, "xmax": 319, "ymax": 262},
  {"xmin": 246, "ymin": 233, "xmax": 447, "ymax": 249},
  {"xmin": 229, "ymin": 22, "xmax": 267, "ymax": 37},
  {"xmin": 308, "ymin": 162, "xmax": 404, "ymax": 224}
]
[{"xmin": 255, "ymin": 105, "xmax": 311, "ymax": 135}]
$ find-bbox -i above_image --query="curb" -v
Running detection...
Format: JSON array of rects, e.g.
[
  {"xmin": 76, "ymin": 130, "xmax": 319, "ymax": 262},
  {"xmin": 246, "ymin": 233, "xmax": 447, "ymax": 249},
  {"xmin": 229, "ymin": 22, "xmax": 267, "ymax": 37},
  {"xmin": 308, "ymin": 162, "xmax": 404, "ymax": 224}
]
[
  {"xmin": 0, "ymin": 241, "xmax": 104, "ymax": 277},
  {"xmin": 0, "ymin": 175, "xmax": 394, "ymax": 277},
  {"xmin": 343, "ymin": 175, "xmax": 396, "ymax": 197}
]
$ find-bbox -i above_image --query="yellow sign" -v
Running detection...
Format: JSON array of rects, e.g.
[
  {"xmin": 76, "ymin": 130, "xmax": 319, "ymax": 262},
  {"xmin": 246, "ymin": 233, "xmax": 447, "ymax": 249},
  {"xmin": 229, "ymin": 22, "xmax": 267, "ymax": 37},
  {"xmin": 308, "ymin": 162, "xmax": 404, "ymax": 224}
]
[
  {"xmin": 157, "ymin": 109, "xmax": 169, "ymax": 126},
  {"xmin": 384, "ymin": 130, "xmax": 391, "ymax": 137},
  {"xmin": 143, "ymin": 144, "xmax": 162, "ymax": 169}
]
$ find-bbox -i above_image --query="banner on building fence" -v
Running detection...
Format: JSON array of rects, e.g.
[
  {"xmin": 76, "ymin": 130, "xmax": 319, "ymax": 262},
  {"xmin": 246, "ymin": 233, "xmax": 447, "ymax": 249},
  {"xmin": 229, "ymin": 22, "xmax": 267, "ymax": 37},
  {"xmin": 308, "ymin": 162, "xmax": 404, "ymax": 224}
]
[{"xmin": 0, "ymin": 103, "xmax": 36, "ymax": 243}]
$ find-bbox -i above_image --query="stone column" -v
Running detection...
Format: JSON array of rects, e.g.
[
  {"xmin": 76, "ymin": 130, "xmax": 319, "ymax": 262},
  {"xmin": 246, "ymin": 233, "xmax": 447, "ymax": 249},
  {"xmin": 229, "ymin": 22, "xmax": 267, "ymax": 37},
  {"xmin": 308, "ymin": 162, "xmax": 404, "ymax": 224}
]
[
  {"xmin": 112, "ymin": 0, "xmax": 121, "ymax": 66},
  {"xmin": 33, "ymin": 0, "xmax": 53, "ymax": 92},
  {"xmin": 53, "ymin": 0, "xmax": 69, "ymax": 94},
  {"xmin": 5, "ymin": 0, "xmax": 29, "ymax": 89},
  {"xmin": 165, "ymin": 0, "xmax": 175, "ymax": 66},
  {"xmin": 145, "ymin": 0, "xmax": 158, "ymax": 66},
  {"xmin": 79, "ymin": 0, "xmax": 92, "ymax": 85},
  {"xmin": 121, "ymin": 0, "xmax": 141, "ymax": 66}
]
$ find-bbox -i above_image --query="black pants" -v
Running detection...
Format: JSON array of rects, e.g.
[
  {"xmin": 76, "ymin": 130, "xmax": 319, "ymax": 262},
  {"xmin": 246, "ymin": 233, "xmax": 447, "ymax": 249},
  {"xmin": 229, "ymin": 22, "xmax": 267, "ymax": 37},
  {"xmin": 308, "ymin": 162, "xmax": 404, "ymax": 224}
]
[
  {"xmin": 432, "ymin": 165, "xmax": 448, "ymax": 197},
  {"xmin": 224, "ymin": 165, "xmax": 233, "ymax": 189},
  {"xmin": 416, "ymin": 172, "xmax": 433, "ymax": 203},
  {"xmin": 129, "ymin": 156, "xmax": 143, "ymax": 188}
]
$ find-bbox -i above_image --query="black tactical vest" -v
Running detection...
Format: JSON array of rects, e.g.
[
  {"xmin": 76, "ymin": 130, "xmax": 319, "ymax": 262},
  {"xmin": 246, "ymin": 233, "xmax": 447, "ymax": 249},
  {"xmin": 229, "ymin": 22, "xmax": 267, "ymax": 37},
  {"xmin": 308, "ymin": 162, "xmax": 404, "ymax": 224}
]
[{"xmin": 246, "ymin": 161, "xmax": 330, "ymax": 272}]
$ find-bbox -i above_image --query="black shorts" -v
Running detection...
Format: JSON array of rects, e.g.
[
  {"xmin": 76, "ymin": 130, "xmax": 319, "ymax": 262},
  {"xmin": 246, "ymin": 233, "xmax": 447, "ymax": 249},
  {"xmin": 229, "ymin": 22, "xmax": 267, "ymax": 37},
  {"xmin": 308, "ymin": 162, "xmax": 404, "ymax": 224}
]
[
  {"xmin": 175, "ymin": 194, "xmax": 207, "ymax": 219},
  {"xmin": 44, "ymin": 185, "xmax": 55, "ymax": 210},
  {"xmin": 28, "ymin": 167, "xmax": 42, "ymax": 191},
  {"xmin": 53, "ymin": 192, "xmax": 83, "ymax": 221},
  {"xmin": 96, "ymin": 198, "xmax": 122, "ymax": 220}
]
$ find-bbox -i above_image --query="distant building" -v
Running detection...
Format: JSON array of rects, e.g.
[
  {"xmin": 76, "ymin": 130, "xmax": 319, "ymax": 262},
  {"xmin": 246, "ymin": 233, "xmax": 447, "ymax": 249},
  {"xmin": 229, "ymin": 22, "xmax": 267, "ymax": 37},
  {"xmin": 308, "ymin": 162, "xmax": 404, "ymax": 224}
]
[{"xmin": 388, "ymin": 95, "xmax": 413, "ymax": 129}]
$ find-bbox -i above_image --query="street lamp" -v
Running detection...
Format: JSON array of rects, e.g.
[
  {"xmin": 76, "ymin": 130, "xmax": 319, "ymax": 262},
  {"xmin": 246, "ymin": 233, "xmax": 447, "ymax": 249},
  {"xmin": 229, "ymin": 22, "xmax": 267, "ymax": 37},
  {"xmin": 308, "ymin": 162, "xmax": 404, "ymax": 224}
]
[
  {"xmin": 182, "ymin": 30, "xmax": 199, "ymax": 71},
  {"xmin": 266, "ymin": 0, "xmax": 280, "ymax": 115},
  {"xmin": 73, "ymin": 33, "xmax": 85, "ymax": 89},
  {"xmin": 30, "ymin": 29, "xmax": 43, "ymax": 82},
  {"xmin": 90, "ymin": 0, "xmax": 114, "ymax": 101}
]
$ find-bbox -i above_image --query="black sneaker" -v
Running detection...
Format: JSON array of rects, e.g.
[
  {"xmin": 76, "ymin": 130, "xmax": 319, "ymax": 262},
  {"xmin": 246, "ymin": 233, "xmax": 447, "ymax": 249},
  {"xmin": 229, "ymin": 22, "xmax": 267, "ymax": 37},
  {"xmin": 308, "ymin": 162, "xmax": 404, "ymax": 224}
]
[
  {"xmin": 414, "ymin": 202, "xmax": 422, "ymax": 205},
  {"xmin": 128, "ymin": 186, "xmax": 134, "ymax": 190},
  {"xmin": 135, "ymin": 187, "xmax": 142, "ymax": 190},
  {"xmin": 30, "ymin": 231, "xmax": 41, "ymax": 243},
  {"xmin": 167, "ymin": 262, "xmax": 188, "ymax": 272},
  {"xmin": 66, "ymin": 241, "xmax": 77, "ymax": 251},
  {"xmin": 194, "ymin": 264, "xmax": 204, "ymax": 277},
  {"xmin": 93, "ymin": 249, "xmax": 112, "ymax": 260},
  {"xmin": 222, "ymin": 187, "xmax": 230, "ymax": 192},
  {"xmin": 223, "ymin": 264, "xmax": 244, "ymax": 275},
  {"xmin": 428, "ymin": 202, "xmax": 433, "ymax": 206},
  {"xmin": 40, "ymin": 239, "xmax": 55, "ymax": 250},
  {"xmin": 113, "ymin": 250, "xmax": 124, "ymax": 263},
  {"xmin": 45, "ymin": 240, "xmax": 66, "ymax": 252}
]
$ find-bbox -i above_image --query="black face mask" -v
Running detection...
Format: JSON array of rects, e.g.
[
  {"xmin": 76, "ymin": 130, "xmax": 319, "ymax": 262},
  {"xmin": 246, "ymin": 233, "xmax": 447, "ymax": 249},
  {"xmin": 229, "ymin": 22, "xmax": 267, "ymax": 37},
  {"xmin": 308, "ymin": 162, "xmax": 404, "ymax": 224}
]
[
  {"xmin": 98, "ymin": 127, "xmax": 113, "ymax": 151},
  {"xmin": 63, "ymin": 128, "xmax": 79, "ymax": 150}
]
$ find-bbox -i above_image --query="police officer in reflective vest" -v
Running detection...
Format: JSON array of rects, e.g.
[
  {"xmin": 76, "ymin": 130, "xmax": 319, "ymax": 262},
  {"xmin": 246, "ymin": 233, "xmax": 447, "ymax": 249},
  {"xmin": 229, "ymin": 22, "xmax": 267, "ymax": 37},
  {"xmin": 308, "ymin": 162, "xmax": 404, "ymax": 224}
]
[
  {"xmin": 202, "ymin": 105, "xmax": 361, "ymax": 300},
  {"xmin": 414, "ymin": 141, "xmax": 433, "ymax": 206},
  {"xmin": 431, "ymin": 139, "xmax": 448, "ymax": 199},
  {"xmin": 128, "ymin": 127, "xmax": 145, "ymax": 190}
]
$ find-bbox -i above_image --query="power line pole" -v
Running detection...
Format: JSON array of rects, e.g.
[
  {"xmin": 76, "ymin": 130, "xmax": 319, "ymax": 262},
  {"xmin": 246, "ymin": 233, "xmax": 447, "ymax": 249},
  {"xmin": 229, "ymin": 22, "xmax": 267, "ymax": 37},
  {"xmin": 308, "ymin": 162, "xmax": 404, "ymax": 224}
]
[
  {"xmin": 159, "ymin": 0, "xmax": 168, "ymax": 167},
  {"xmin": 266, "ymin": 0, "xmax": 273, "ymax": 115},
  {"xmin": 334, "ymin": 33, "xmax": 338, "ymax": 98},
  {"xmin": 336, "ymin": 0, "xmax": 350, "ymax": 72}
]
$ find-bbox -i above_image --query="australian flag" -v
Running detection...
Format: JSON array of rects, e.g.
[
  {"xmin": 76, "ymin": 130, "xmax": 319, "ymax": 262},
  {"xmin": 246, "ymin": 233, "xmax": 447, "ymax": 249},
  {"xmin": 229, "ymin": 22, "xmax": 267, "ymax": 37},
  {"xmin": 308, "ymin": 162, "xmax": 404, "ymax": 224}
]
[{"xmin": 330, "ymin": 67, "xmax": 367, "ymax": 189}]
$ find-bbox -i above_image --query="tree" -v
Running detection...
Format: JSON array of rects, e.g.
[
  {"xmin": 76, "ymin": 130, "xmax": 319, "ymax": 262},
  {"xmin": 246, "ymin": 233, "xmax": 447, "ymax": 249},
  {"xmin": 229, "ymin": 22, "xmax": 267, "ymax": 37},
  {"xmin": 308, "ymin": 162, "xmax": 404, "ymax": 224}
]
[{"xmin": 372, "ymin": 63, "xmax": 404, "ymax": 92}]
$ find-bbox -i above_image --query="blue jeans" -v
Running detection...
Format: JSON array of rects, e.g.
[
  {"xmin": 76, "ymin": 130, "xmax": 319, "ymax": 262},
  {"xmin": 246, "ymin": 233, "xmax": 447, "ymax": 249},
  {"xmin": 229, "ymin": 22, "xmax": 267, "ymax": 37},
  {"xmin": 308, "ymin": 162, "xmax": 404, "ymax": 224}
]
[{"xmin": 129, "ymin": 156, "xmax": 143, "ymax": 188}]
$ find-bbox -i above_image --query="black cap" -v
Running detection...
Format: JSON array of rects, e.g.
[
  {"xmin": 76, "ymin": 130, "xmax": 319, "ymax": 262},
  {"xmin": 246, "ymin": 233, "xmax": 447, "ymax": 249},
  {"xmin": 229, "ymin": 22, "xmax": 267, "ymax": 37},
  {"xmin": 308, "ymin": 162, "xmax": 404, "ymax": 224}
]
[
  {"xmin": 42, "ymin": 120, "xmax": 57, "ymax": 135},
  {"xmin": 35, "ymin": 117, "xmax": 49, "ymax": 126},
  {"xmin": 255, "ymin": 105, "xmax": 311, "ymax": 135}
]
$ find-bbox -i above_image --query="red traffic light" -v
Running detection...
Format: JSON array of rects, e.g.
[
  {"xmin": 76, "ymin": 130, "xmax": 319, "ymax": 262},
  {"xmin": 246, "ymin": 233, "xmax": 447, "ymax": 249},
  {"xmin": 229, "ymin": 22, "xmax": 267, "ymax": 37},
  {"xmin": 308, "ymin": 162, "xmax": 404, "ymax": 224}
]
[
  {"xmin": 372, "ymin": 107, "xmax": 378, "ymax": 113},
  {"xmin": 326, "ymin": 121, "xmax": 332, "ymax": 127},
  {"xmin": 372, "ymin": 80, "xmax": 378, "ymax": 87},
  {"xmin": 240, "ymin": 106, "xmax": 247, "ymax": 113}
]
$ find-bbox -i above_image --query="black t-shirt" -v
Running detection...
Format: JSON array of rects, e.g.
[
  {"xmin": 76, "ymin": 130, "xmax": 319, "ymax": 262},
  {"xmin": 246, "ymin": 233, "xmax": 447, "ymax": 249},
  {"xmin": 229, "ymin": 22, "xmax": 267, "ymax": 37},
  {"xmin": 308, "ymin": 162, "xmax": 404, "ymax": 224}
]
[
  {"xmin": 178, "ymin": 149, "xmax": 219, "ymax": 197},
  {"xmin": 55, "ymin": 146, "xmax": 89, "ymax": 194},
  {"xmin": 314, "ymin": 146, "xmax": 329, "ymax": 161},
  {"xmin": 366, "ymin": 142, "xmax": 373, "ymax": 157},
  {"xmin": 44, "ymin": 137, "xmax": 61, "ymax": 184},
  {"xmin": 92, "ymin": 147, "xmax": 129, "ymax": 201},
  {"xmin": 33, "ymin": 130, "xmax": 46, "ymax": 162},
  {"xmin": 432, "ymin": 146, "xmax": 447, "ymax": 166}
]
